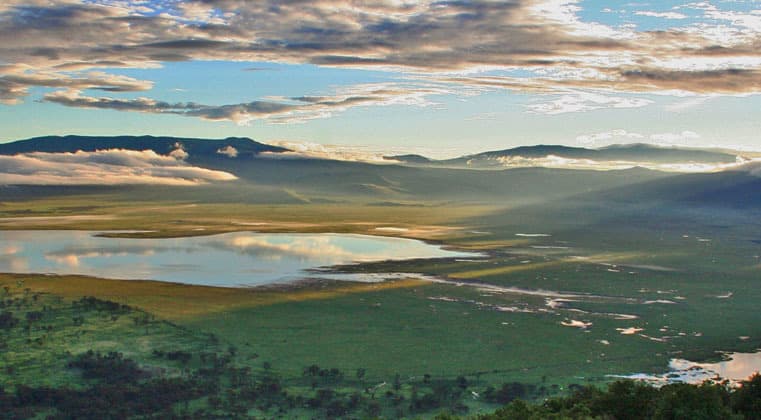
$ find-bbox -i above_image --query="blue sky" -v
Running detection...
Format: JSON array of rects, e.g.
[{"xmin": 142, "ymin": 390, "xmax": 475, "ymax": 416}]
[{"xmin": 1, "ymin": 0, "xmax": 760, "ymax": 157}]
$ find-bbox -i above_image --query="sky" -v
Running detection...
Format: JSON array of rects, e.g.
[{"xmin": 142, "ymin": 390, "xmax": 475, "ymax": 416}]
[{"xmin": 1, "ymin": 0, "xmax": 761, "ymax": 158}]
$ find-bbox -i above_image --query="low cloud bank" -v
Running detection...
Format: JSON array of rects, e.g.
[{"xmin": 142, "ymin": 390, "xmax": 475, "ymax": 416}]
[
  {"xmin": 0, "ymin": 149, "xmax": 237, "ymax": 186},
  {"xmin": 480, "ymin": 155, "xmax": 761, "ymax": 173},
  {"xmin": 736, "ymin": 160, "xmax": 761, "ymax": 177},
  {"xmin": 260, "ymin": 140, "xmax": 399, "ymax": 163}
]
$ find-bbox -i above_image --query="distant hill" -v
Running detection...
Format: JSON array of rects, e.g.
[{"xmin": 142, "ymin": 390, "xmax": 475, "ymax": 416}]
[
  {"xmin": 383, "ymin": 154, "xmax": 432, "ymax": 165},
  {"xmin": 0, "ymin": 135, "xmax": 289, "ymax": 159},
  {"xmin": 393, "ymin": 144, "xmax": 741, "ymax": 168},
  {"xmin": 594, "ymin": 169, "xmax": 761, "ymax": 209},
  {"xmin": 0, "ymin": 134, "xmax": 675, "ymax": 203},
  {"xmin": 1, "ymin": 137, "xmax": 743, "ymax": 168},
  {"xmin": 3, "ymin": 135, "xmax": 754, "ymax": 206}
]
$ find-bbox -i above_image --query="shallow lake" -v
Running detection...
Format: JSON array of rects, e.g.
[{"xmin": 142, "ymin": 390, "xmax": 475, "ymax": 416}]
[
  {"xmin": 0, "ymin": 230, "xmax": 470, "ymax": 287},
  {"xmin": 617, "ymin": 350, "xmax": 761, "ymax": 386}
]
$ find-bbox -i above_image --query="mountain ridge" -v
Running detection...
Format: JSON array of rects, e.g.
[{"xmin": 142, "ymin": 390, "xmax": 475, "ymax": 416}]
[
  {"xmin": 386, "ymin": 143, "xmax": 742, "ymax": 168},
  {"xmin": 0, "ymin": 135, "xmax": 289, "ymax": 158},
  {"xmin": 0, "ymin": 136, "xmax": 745, "ymax": 167}
]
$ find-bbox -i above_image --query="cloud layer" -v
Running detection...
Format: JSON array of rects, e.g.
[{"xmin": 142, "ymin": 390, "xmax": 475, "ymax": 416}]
[
  {"xmin": 1, "ymin": 0, "xmax": 761, "ymax": 121},
  {"xmin": 42, "ymin": 83, "xmax": 445, "ymax": 125},
  {"xmin": 0, "ymin": 149, "xmax": 238, "ymax": 185}
]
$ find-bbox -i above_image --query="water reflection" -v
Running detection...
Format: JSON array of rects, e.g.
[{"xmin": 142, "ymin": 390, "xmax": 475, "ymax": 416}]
[
  {"xmin": 0, "ymin": 230, "xmax": 469, "ymax": 287},
  {"xmin": 615, "ymin": 350, "xmax": 761, "ymax": 386}
]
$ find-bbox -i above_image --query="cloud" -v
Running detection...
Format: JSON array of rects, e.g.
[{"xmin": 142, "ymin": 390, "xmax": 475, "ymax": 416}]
[
  {"xmin": 216, "ymin": 145, "xmax": 238, "ymax": 158},
  {"xmin": 168, "ymin": 142, "xmax": 189, "ymax": 160},
  {"xmin": 615, "ymin": 68, "xmax": 761, "ymax": 95},
  {"xmin": 259, "ymin": 141, "xmax": 398, "ymax": 163},
  {"xmin": 485, "ymin": 153, "xmax": 759, "ymax": 173},
  {"xmin": 0, "ymin": 68, "xmax": 152, "ymax": 104},
  {"xmin": 439, "ymin": 65, "xmax": 761, "ymax": 99},
  {"xmin": 41, "ymin": 89, "xmax": 300, "ymax": 124},
  {"xmin": 634, "ymin": 11, "xmax": 688, "ymax": 20},
  {"xmin": 0, "ymin": 149, "xmax": 237, "ymax": 186},
  {"xmin": 649, "ymin": 130, "xmax": 701, "ymax": 145},
  {"xmin": 574, "ymin": 129, "xmax": 701, "ymax": 147},
  {"xmin": 663, "ymin": 96, "xmax": 713, "ymax": 113},
  {"xmin": 42, "ymin": 82, "xmax": 447, "ymax": 124},
  {"xmin": 526, "ymin": 91, "xmax": 653, "ymax": 114},
  {"xmin": 1, "ymin": 0, "xmax": 761, "ymax": 117},
  {"xmin": 737, "ymin": 160, "xmax": 761, "ymax": 177},
  {"xmin": 576, "ymin": 129, "xmax": 645, "ymax": 145}
]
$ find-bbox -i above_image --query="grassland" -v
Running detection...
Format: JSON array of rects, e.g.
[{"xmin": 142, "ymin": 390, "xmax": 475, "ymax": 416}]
[
  {"xmin": 0, "ymin": 195, "xmax": 491, "ymax": 241},
  {"xmin": 2, "ymin": 191, "xmax": 761, "ymax": 417}
]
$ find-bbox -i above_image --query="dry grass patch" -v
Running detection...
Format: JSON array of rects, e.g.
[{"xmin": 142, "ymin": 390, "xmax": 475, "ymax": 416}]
[{"xmin": 1, "ymin": 273, "xmax": 427, "ymax": 321}]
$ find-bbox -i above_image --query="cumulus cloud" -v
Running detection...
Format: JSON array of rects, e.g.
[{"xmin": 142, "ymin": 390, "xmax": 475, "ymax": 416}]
[
  {"xmin": 216, "ymin": 145, "xmax": 238, "ymax": 158},
  {"xmin": 168, "ymin": 142, "xmax": 189, "ymax": 160},
  {"xmin": 0, "ymin": 149, "xmax": 237, "ymax": 186},
  {"xmin": 1, "ymin": 0, "xmax": 761, "ymax": 118}
]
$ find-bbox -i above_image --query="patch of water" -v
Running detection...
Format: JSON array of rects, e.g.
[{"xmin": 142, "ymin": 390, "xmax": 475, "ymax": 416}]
[
  {"xmin": 0, "ymin": 230, "xmax": 472, "ymax": 287},
  {"xmin": 613, "ymin": 351, "xmax": 761, "ymax": 386}
]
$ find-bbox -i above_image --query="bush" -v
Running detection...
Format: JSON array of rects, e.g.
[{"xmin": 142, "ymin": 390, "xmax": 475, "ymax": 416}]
[
  {"xmin": 67, "ymin": 351, "xmax": 144, "ymax": 383},
  {"xmin": 0, "ymin": 311, "xmax": 18, "ymax": 329}
]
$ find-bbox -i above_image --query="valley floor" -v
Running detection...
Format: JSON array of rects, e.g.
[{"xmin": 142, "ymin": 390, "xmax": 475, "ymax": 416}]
[{"xmin": 2, "ymin": 197, "xmax": 760, "ymax": 418}]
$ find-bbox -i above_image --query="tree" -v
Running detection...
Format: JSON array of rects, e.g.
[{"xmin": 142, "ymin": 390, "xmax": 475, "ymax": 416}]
[
  {"xmin": 0, "ymin": 311, "xmax": 18, "ymax": 330},
  {"xmin": 592, "ymin": 380, "xmax": 658, "ymax": 419},
  {"xmin": 732, "ymin": 373, "xmax": 761, "ymax": 420},
  {"xmin": 654, "ymin": 382, "xmax": 732, "ymax": 420},
  {"xmin": 304, "ymin": 364, "xmax": 320, "ymax": 377}
]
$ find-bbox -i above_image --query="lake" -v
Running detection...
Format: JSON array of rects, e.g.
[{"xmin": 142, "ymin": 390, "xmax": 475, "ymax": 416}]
[
  {"xmin": 0, "ymin": 230, "xmax": 471, "ymax": 287},
  {"xmin": 616, "ymin": 351, "xmax": 761, "ymax": 386}
]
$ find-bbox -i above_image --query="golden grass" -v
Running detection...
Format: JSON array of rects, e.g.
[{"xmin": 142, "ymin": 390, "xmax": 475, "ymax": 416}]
[
  {"xmin": 0, "ymin": 273, "xmax": 428, "ymax": 321},
  {"xmin": 450, "ymin": 261, "xmax": 561, "ymax": 279},
  {"xmin": 0, "ymin": 198, "xmax": 495, "ymax": 244},
  {"xmin": 449, "ymin": 252, "xmax": 663, "ymax": 279},
  {"xmin": 452, "ymin": 239, "xmax": 532, "ymax": 250}
]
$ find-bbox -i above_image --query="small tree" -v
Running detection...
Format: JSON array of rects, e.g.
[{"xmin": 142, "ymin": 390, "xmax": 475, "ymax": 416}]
[{"xmin": 0, "ymin": 311, "xmax": 18, "ymax": 330}]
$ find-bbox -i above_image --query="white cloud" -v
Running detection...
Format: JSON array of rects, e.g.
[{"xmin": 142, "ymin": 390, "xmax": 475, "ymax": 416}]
[
  {"xmin": 574, "ymin": 129, "xmax": 702, "ymax": 147},
  {"xmin": 649, "ymin": 130, "xmax": 701, "ymax": 144},
  {"xmin": 527, "ymin": 91, "xmax": 654, "ymax": 114},
  {"xmin": 576, "ymin": 129, "xmax": 645, "ymax": 145},
  {"xmin": 0, "ymin": 149, "xmax": 237, "ymax": 186},
  {"xmin": 737, "ymin": 160, "xmax": 761, "ymax": 177},
  {"xmin": 216, "ymin": 145, "xmax": 238, "ymax": 158},
  {"xmin": 1, "ymin": 0, "xmax": 760, "ymax": 122},
  {"xmin": 635, "ymin": 11, "xmax": 688, "ymax": 20},
  {"xmin": 168, "ymin": 142, "xmax": 188, "ymax": 160},
  {"xmin": 260, "ymin": 141, "xmax": 397, "ymax": 163},
  {"xmin": 490, "ymin": 153, "xmax": 759, "ymax": 173},
  {"xmin": 664, "ymin": 96, "xmax": 713, "ymax": 113}
]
